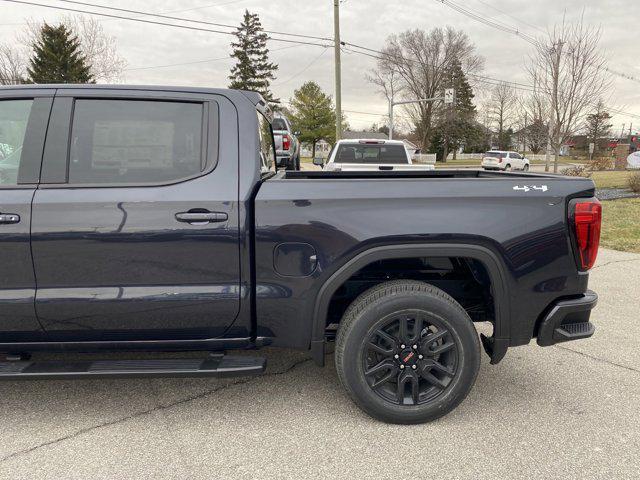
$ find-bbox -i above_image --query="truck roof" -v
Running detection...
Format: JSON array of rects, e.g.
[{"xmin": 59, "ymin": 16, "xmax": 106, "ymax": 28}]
[{"xmin": 0, "ymin": 83, "xmax": 267, "ymax": 106}]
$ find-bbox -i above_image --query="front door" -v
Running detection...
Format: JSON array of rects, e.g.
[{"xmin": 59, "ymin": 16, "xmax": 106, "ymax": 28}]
[
  {"xmin": 0, "ymin": 91, "xmax": 53, "ymax": 341},
  {"xmin": 31, "ymin": 90, "xmax": 241, "ymax": 341}
]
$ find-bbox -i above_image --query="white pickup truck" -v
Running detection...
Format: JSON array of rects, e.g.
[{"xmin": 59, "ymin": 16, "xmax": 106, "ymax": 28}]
[{"xmin": 314, "ymin": 139, "xmax": 435, "ymax": 171}]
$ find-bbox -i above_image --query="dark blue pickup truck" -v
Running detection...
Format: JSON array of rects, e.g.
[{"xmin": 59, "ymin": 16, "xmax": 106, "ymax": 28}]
[{"xmin": 0, "ymin": 85, "xmax": 600, "ymax": 423}]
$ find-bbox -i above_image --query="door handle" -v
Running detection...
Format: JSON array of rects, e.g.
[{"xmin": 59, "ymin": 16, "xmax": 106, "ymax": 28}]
[
  {"xmin": 175, "ymin": 211, "xmax": 228, "ymax": 224},
  {"xmin": 0, "ymin": 213, "xmax": 20, "ymax": 224}
]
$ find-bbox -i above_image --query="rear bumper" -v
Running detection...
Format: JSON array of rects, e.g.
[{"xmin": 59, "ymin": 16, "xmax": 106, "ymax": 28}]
[
  {"xmin": 536, "ymin": 290, "xmax": 598, "ymax": 347},
  {"xmin": 481, "ymin": 164, "xmax": 504, "ymax": 170},
  {"xmin": 276, "ymin": 154, "xmax": 292, "ymax": 167}
]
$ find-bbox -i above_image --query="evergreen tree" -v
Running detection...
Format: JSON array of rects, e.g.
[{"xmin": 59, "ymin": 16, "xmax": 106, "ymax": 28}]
[
  {"xmin": 229, "ymin": 10, "xmax": 278, "ymax": 102},
  {"xmin": 289, "ymin": 81, "xmax": 336, "ymax": 158},
  {"xmin": 584, "ymin": 100, "xmax": 612, "ymax": 155},
  {"xmin": 27, "ymin": 23, "xmax": 93, "ymax": 84},
  {"xmin": 430, "ymin": 57, "xmax": 476, "ymax": 161}
]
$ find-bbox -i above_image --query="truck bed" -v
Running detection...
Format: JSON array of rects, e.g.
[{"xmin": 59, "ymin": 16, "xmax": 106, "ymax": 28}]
[{"xmin": 281, "ymin": 169, "xmax": 567, "ymax": 180}]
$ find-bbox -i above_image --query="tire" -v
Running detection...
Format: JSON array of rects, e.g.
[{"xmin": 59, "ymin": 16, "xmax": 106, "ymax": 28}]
[
  {"xmin": 505, "ymin": 164, "xmax": 512, "ymax": 171},
  {"xmin": 335, "ymin": 280, "xmax": 480, "ymax": 424},
  {"xmin": 523, "ymin": 164, "xmax": 530, "ymax": 172},
  {"xmin": 285, "ymin": 158, "xmax": 295, "ymax": 171},
  {"xmin": 295, "ymin": 155, "xmax": 301, "ymax": 171}
]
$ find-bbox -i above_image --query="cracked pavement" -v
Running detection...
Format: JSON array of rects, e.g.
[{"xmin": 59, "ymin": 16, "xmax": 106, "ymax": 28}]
[{"xmin": 0, "ymin": 248, "xmax": 638, "ymax": 479}]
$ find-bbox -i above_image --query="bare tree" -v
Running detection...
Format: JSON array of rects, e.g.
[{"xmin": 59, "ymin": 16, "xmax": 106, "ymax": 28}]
[
  {"xmin": 372, "ymin": 27, "xmax": 483, "ymax": 150},
  {"xmin": 7, "ymin": 15, "xmax": 126, "ymax": 83},
  {"xmin": 488, "ymin": 82, "xmax": 517, "ymax": 150},
  {"xmin": 366, "ymin": 67, "xmax": 403, "ymax": 133},
  {"xmin": 70, "ymin": 16, "xmax": 127, "ymax": 82},
  {"xmin": 0, "ymin": 45, "xmax": 27, "ymax": 85},
  {"xmin": 529, "ymin": 15, "xmax": 611, "ymax": 171}
]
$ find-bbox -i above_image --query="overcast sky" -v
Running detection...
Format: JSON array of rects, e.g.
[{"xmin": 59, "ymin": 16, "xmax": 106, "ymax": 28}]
[{"xmin": 1, "ymin": 0, "xmax": 638, "ymax": 132}]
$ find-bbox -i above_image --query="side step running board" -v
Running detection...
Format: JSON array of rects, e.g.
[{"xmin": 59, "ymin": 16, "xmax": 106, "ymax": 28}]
[
  {"xmin": 554, "ymin": 322, "xmax": 595, "ymax": 342},
  {"xmin": 0, "ymin": 354, "xmax": 266, "ymax": 380}
]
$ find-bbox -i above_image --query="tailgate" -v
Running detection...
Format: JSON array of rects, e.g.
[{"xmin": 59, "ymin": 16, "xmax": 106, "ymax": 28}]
[{"xmin": 273, "ymin": 133, "xmax": 283, "ymax": 151}]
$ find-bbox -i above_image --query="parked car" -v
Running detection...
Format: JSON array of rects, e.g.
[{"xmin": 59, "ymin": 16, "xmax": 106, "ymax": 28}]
[
  {"xmin": 0, "ymin": 84, "xmax": 600, "ymax": 425},
  {"xmin": 272, "ymin": 113, "xmax": 300, "ymax": 170},
  {"xmin": 315, "ymin": 139, "xmax": 435, "ymax": 171},
  {"xmin": 481, "ymin": 150, "xmax": 530, "ymax": 171}
]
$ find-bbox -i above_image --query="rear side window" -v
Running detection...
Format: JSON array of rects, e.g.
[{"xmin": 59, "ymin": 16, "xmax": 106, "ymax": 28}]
[
  {"xmin": 68, "ymin": 99, "xmax": 204, "ymax": 185},
  {"xmin": 271, "ymin": 118, "xmax": 287, "ymax": 131},
  {"xmin": 333, "ymin": 144, "xmax": 408, "ymax": 164},
  {"xmin": 0, "ymin": 99, "xmax": 33, "ymax": 186}
]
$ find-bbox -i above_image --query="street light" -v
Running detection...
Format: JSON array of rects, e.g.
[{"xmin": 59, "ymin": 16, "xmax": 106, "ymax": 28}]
[{"xmin": 388, "ymin": 88, "xmax": 455, "ymax": 140}]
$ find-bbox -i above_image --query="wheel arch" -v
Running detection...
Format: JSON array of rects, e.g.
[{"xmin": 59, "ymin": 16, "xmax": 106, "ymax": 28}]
[{"xmin": 310, "ymin": 243, "xmax": 511, "ymax": 366}]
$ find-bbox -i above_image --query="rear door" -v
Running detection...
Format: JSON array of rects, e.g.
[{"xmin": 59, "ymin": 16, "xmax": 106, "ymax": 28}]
[
  {"xmin": 0, "ymin": 89, "xmax": 53, "ymax": 341},
  {"xmin": 31, "ymin": 89, "xmax": 241, "ymax": 341},
  {"xmin": 510, "ymin": 152, "xmax": 524, "ymax": 169}
]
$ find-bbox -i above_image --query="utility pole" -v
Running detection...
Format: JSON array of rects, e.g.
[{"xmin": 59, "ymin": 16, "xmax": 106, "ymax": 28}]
[
  {"xmin": 545, "ymin": 40, "xmax": 564, "ymax": 173},
  {"xmin": 388, "ymin": 97, "xmax": 394, "ymax": 139},
  {"xmin": 333, "ymin": 0, "xmax": 342, "ymax": 141}
]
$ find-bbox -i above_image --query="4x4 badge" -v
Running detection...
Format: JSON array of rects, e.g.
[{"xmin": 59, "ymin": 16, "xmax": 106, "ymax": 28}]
[{"xmin": 513, "ymin": 185, "xmax": 548, "ymax": 192}]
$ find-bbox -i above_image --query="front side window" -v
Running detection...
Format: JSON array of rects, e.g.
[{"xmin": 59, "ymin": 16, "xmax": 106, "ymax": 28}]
[
  {"xmin": 69, "ymin": 99, "xmax": 204, "ymax": 185},
  {"xmin": 0, "ymin": 99, "xmax": 33, "ymax": 186},
  {"xmin": 256, "ymin": 111, "xmax": 275, "ymax": 174}
]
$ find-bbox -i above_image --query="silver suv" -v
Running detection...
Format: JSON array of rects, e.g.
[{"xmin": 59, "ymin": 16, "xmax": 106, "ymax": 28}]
[{"xmin": 272, "ymin": 114, "xmax": 301, "ymax": 170}]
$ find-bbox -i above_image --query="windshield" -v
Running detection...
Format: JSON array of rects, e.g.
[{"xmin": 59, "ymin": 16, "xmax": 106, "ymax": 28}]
[
  {"xmin": 484, "ymin": 152, "xmax": 503, "ymax": 158},
  {"xmin": 333, "ymin": 144, "xmax": 408, "ymax": 164}
]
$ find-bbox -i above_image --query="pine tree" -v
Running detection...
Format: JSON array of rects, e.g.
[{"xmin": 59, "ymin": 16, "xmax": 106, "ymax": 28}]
[
  {"xmin": 289, "ymin": 81, "xmax": 335, "ymax": 158},
  {"xmin": 228, "ymin": 10, "xmax": 278, "ymax": 102},
  {"xmin": 431, "ymin": 57, "xmax": 476, "ymax": 161},
  {"xmin": 584, "ymin": 100, "xmax": 612, "ymax": 155},
  {"xmin": 27, "ymin": 23, "xmax": 93, "ymax": 84}
]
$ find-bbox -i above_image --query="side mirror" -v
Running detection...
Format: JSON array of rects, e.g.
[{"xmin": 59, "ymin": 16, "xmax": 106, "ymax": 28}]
[
  {"xmin": 293, "ymin": 131, "xmax": 301, "ymax": 136},
  {"xmin": 313, "ymin": 157, "xmax": 324, "ymax": 166}
]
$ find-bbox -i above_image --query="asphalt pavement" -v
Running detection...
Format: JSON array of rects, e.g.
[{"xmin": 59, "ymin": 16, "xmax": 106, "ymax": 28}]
[{"xmin": 0, "ymin": 248, "xmax": 638, "ymax": 479}]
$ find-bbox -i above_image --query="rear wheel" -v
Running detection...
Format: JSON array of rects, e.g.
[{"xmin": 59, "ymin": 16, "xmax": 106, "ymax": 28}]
[
  {"xmin": 505, "ymin": 164, "xmax": 512, "ymax": 171},
  {"xmin": 335, "ymin": 280, "xmax": 481, "ymax": 424}
]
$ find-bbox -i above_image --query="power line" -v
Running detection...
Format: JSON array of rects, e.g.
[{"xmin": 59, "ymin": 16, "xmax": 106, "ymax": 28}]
[
  {"xmin": 0, "ymin": 0, "xmax": 332, "ymax": 48},
  {"xmin": 125, "ymin": 44, "xmax": 302, "ymax": 72},
  {"xmin": 0, "ymin": 0, "xmax": 251, "ymax": 26},
  {"xmin": 470, "ymin": 0, "xmax": 546, "ymax": 35},
  {"xmin": 57, "ymin": 0, "xmax": 333, "ymax": 42},
  {"xmin": 272, "ymin": 48, "xmax": 329, "ymax": 87},
  {"xmin": 432, "ymin": 0, "xmax": 539, "ymax": 46},
  {"xmin": 433, "ymin": 0, "xmax": 640, "ymax": 86},
  {"xmin": 342, "ymin": 43, "xmax": 536, "ymax": 92},
  {"xmin": 341, "ymin": 44, "xmax": 640, "ymax": 122}
]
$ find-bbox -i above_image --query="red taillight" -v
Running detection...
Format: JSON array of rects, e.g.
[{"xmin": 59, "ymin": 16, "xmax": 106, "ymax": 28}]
[
  {"xmin": 282, "ymin": 134, "xmax": 290, "ymax": 150},
  {"xmin": 498, "ymin": 155, "xmax": 503, "ymax": 163},
  {"xmin": 573, "ymin": 200, "xmax": 602, "ymax": 271}
]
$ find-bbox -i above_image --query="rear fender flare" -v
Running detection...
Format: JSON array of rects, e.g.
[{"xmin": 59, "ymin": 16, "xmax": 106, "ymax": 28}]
[{"xmin": 310, "ymin": 243, "xmax": 511, "ymax": 365}]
